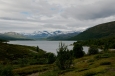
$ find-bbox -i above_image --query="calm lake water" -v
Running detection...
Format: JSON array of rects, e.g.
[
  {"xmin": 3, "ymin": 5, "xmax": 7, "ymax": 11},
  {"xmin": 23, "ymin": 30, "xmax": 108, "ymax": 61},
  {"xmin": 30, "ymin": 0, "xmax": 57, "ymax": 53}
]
[{"xmin": 8, "ymin": 41, "xmax": 89, "ymax": 54}]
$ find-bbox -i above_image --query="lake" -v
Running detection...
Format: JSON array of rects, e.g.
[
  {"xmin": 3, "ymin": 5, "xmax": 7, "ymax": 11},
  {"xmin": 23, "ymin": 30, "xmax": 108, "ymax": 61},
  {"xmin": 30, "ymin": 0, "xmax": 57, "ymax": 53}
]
[{"xmin": 8, "ymin": 41, "xmax": 89, "ymax": 54}]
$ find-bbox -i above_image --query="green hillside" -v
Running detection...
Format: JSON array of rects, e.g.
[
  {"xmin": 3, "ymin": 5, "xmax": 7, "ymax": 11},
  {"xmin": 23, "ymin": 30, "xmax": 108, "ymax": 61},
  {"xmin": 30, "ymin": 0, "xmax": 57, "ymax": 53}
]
[
  {"xmin": 0, "ymin": 42, "xmax": 36, "ymax": 61},
  {"xmin": 70, "ymin": 21, "xmax": 115, "ymax": 40},
  {"xmin": 39, "ymin": 51, "xmax": 115, "ymax": 76}
]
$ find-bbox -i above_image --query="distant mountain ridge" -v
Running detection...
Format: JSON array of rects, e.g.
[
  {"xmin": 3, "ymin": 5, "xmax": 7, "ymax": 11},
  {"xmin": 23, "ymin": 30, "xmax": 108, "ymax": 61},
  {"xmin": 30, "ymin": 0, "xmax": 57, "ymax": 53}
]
[
  {"xmin": 21, "ymin": 30, "xmax": 80, "ymax": 39},
  {"xmin": 0, "ymin": 30, "xmax": 81, "ymax": 40},
  {"xmin": 70, "ymin": 21, "xmax": 115, "ymax": 40}
]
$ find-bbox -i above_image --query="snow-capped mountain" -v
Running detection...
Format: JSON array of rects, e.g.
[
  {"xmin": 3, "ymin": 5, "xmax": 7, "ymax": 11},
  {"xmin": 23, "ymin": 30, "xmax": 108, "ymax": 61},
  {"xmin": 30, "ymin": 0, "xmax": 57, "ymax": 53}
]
[
  {"xmin": 21, "ymin": 30, "xmax": 81, "ymax": 39},
  {"xmin": 22, "ymin": 31, "xmax": 74, "ymax": 36}
]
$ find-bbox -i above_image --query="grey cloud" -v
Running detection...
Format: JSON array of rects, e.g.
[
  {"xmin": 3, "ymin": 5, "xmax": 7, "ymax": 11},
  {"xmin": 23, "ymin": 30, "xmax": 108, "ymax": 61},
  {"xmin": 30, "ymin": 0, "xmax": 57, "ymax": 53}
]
[
  {"xmin": 62, "ymin": 0, "xmax": 115, "ymax": 20},
  {"xmin": 43, "ymin": 24, "xmax": 67, "ymax": 29},
  {"xmin": 0, "ymin": 17, "xmax": 25, "ymax": 21},
  {"xmin": 0, "ymin": 0, "xmax": 115, "ymax": 33}
]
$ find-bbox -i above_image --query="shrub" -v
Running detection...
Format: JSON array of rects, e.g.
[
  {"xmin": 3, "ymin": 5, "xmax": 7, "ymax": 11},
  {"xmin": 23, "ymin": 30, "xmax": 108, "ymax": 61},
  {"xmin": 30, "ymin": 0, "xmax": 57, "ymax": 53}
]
[
  {"xmin": 73, "ymin": 43, "xmax": 84, "ymax": 58},
  {"xmin": 56, "ymin": 42, "xmax": 73, "ymax": 70},
  {"xmin": 0, "ymin": 65, "xmax": 14, "ymax": 76},
  {"xmin": 46, "ymin": 52, "xmax": 56, "ymax": 64},
  {"xmin": 88, "ymin": 46, "xmax": 99, "ymax": 55}
]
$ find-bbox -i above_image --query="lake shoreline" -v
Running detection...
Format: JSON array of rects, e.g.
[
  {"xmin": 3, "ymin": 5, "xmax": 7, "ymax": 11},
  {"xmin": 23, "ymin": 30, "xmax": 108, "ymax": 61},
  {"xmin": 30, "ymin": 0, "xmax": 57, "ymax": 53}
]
[{"xmin": 8, "ymin": 41, "xmax": 89, "ymax": 54}]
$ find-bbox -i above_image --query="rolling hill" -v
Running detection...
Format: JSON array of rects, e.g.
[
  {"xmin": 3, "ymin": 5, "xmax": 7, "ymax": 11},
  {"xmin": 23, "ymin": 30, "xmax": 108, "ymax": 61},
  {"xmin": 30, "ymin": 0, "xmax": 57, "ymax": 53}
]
[{"xmin": 70, "ymin": 21, "xmax": 115, "ymax": 40}]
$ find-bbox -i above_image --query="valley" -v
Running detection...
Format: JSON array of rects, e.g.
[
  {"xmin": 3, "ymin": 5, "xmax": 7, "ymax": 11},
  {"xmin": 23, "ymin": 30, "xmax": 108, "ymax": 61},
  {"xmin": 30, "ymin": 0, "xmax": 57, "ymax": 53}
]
[{"xmin": 0, "ymin": 21, "xmax": 115, "ymax": 76}]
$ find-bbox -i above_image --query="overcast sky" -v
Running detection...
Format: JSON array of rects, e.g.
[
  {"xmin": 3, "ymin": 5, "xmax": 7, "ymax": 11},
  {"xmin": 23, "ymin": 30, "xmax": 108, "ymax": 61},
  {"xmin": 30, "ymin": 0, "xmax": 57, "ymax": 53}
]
[{"xmin": 0, "ymin": 0, "xmax": 115, "ymax": 33}]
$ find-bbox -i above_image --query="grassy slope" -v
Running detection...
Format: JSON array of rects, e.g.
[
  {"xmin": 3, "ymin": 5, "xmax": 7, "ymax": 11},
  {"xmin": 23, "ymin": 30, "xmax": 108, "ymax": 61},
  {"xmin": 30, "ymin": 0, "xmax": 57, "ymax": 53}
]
[
  {"xmin": 2, "ymin": 47, "xmax": 114, "ymax": 76},
  {"xmin": 0, "ymin": 42, "xmax": 36, "ymax": 61},
  {"xmin": 13, "ymin": 64, "xmax": 54, "ymax": 76},
  {"xmin": 61, "ymin": 52, "xmax": 115, "ymax": 76},
  {"xmin": 70, "ymin": 21, "xmax": 115, "ymax": 40},
  {"xmin": 0, "ymin": 42, "xmax": 56, "ymax": 76},
  {"xmin": 39, "ymin": 51, "xmax": 115, "ymax": 76}
]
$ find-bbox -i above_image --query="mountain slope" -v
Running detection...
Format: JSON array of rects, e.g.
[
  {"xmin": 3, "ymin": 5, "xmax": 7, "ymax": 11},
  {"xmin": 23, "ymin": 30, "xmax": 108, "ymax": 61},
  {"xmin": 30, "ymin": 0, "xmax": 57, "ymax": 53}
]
[
  {"xmin": 70, "ymin": 21, "xmax": 115, "ymax": 40},
  {"xmin": 47, "ymin": 32, "xmax": 80, "ymax": 40},
  {"xmin": 0, "ymin": 32, "xmax": 31, "ymax": 40},
  {"xmin": 4, "ymin": 32, "xmax": 27, "ymax": 38}
]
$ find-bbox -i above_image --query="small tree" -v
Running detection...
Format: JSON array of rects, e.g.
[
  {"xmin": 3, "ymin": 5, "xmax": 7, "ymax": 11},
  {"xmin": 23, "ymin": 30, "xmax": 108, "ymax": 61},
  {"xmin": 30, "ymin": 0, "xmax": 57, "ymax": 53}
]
[
  {"xmin": 56, "ymin": 42, "xmax": 73, "ymax": 70},
  {"xmin": 36, "ymin": 46, "xmax": 39, "ymax": 52},
  {"xmin": 88, "ymin": 46, "xmax": 99, "ymax": 55},
  {"xmin": 73, "ymin": 43, "xmax": 84, "ymax": 58}
]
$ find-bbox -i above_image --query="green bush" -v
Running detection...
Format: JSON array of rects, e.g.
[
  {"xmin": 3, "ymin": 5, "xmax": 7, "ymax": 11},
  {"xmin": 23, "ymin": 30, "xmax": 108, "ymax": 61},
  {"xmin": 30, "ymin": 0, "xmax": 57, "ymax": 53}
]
[
  {"xmin": 46, "ymin": 52, "xmax": 56, "ymax": 64},
  {"xmin": 88, "ymin": 46, "xmax": 99, "ymax": 55},
  {"xmin": 0, "ymin": 65, "xmax": 14, "ymax": 76}
]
